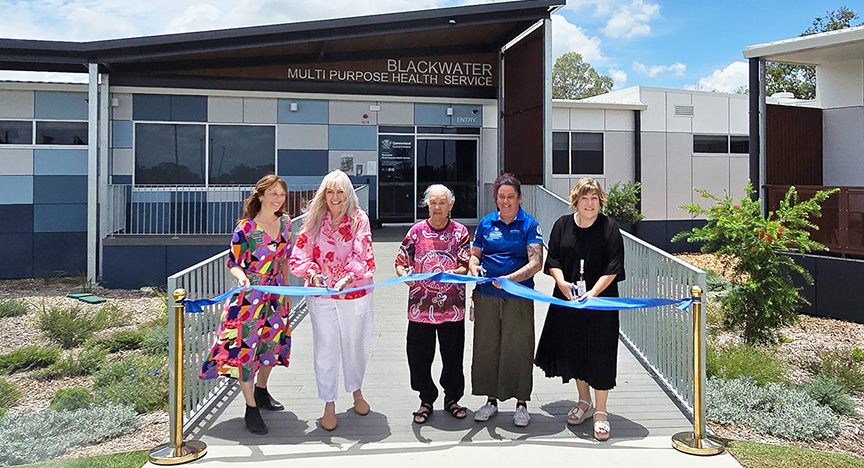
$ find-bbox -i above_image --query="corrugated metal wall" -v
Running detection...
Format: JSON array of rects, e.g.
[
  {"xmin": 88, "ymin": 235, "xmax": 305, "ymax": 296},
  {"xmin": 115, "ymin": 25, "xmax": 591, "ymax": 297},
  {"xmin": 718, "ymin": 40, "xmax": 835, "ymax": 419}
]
[
  {"xmin": 765, "ymin": 104, "xmax": 822, "ymax": 185},
  {"xmin": 502, "ymin": 26, "xmax": 544, "ymax": 184}
]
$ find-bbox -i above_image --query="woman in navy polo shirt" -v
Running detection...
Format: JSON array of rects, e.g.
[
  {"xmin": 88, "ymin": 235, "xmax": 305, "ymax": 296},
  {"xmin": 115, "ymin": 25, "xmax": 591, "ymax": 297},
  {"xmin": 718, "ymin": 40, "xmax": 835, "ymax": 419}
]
[{"xmin": 469, "ymin": 173, "xmax": 543, "ymax": 427}]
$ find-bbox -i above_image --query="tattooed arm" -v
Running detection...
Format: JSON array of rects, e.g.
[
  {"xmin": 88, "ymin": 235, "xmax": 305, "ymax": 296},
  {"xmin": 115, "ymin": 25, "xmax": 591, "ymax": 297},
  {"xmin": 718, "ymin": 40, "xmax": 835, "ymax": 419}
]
[{"xmin": 498, "ymin": 243, "xmax": 543, "ymax": 285}]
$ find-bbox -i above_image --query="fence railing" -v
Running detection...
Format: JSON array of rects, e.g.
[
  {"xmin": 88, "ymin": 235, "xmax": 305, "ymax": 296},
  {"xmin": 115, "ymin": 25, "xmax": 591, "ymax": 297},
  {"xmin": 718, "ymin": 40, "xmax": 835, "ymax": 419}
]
[
  {"xmin": 166, "ymin": 185, "xmax": 369, "ymax": 433},
  {"xmin": 104, "ymin": 183, "xmax": 358, "ymax": 237},
  {"xmin": 765, "ymin": 184, "xmax": 864, "ymax": 257},
  {"xmin": 521, "ymin": 184, "xmax": 706, "ymax": 426}
]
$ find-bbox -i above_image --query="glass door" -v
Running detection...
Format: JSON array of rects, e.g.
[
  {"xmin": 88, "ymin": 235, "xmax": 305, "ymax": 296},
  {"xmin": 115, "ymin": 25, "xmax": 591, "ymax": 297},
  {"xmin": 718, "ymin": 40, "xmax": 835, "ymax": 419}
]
[
  {"xmin": 378, "ymin": 134, "xmax": 415, "ymax": 223},
  {"xmin": 416, "ymin": 138, "xmax": 478, "ymax": 220}
]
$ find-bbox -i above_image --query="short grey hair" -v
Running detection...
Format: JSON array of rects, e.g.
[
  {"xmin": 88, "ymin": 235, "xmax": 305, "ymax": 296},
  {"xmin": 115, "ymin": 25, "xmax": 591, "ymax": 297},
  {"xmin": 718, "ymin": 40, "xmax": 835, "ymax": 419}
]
[{"xmin": 420, "ymin": 184, "xmax": 455, "ymax": 207}]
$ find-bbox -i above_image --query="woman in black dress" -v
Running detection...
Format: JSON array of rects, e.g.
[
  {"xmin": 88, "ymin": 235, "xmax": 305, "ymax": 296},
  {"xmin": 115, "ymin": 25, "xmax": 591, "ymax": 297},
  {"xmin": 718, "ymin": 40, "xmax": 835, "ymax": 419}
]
[{"xmin": 535, "ymin": 177, "xmax": 625, "ymax": 441}]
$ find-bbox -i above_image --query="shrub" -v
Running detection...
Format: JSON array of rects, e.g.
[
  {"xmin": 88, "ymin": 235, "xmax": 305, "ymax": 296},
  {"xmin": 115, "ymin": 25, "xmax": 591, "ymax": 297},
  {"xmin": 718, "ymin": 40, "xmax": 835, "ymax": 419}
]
[
  {"xmin": 0, "ymin": 378, "xmax": 20, "ymax": 416},
  {"xmin": 707, "ymin": 377, "xmax": 840, "ymax": 441},
  {"xmin": 0, "ymin": 345, "xmax": 61, "ymax": 374},
  {"xmin": 804, "ymin": 375, "xmax": 857, "ymax": 416},
  {"xmin": 30, "ymin": 347, "xmax": 107, "ymax": 381},
  {"xmin": 706, "ymin": 342, "xmax": 787, "ymax": 386},
  {"xmin": 809, "ymin": 347, "xmax": 864, "ymax": 393},
  {"xmin": 86, "ymin": 329, "xmax": 144, "ymax": 353},
  {"xmin": 38, "ymin": 302, "xmax": 131, "ymax": 349},
  {"xmin": 141, "ymin": 324, "xmax": 169, "ymax": 355},
  {"xmin": 0, "ymin": 405, "xmax": 139, "ymax": 466},
  {"xmin": 705, "ymin": 270, "xmax": 732, "ymax": 292},
  {"xmin": 93, "ymin": 354, "xmax": 168, "ymax": 413},
  {"xmin": 97, "ymin": 302, "xmax": 133, "ymax": 328},
  {"xmin": 49, "ymin": 387, "xmax": 94, "ymax": 411},
  {"xmin": 0, "ymin": 298, "xmax": 28, "ymax": 319},
  {"xmin": 603, "ymin": 181, "xmax": 644, "ymax": 224},
  {"xmin": 673, "ymin": 182, "xmax": 838, "ymax": 344}
]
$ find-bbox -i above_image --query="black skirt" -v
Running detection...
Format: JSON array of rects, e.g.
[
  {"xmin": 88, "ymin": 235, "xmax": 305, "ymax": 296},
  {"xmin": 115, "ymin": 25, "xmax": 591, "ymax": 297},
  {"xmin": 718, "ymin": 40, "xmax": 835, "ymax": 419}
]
[{"xmin": 534, "ymin": 304, "xmax": 619, "ymax": 391}]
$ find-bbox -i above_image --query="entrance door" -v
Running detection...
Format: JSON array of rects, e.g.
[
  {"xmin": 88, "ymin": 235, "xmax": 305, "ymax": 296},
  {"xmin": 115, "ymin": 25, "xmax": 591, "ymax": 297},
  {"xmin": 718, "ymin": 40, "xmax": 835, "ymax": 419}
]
[
  {"xmin": 416, "ymin": 138, "xmax": 478, "ymax": 220},
  {"xmin": 378, "ymin": 134, "xmax": 415, "ymax": 223}
]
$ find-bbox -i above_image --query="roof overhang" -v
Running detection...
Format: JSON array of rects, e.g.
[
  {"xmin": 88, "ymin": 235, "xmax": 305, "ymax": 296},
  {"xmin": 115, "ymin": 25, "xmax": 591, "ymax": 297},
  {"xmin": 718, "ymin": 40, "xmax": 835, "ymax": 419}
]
[{"xmin": 743, "ymin": 25, "xmax": 864, "ymax": 65}]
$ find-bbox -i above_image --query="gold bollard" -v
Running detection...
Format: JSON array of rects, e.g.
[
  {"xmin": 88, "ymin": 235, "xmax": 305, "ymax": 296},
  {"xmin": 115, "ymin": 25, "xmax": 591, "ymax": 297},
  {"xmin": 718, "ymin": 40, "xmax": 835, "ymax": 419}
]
[
  {"xmin": 672, "ymin": 285, "xmax": 726, "ymax": 455},
  {"xmin": 149, "ymin": 289, "xmax": 207, "ymax": 465}
]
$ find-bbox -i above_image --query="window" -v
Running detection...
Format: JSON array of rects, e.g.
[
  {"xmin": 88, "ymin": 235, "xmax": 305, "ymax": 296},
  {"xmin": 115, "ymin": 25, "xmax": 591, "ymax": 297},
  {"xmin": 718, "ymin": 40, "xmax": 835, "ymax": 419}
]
[
  {"xmin": 35, "ymin": 122, "xmax": 87, "ymax": 145},
  {"xmin": 135, "ymin": 123, "xmax": 206, "ymax": 185},
  {"xmin": 693, "ymin": 135, "xmax": 728, "ymax": 153},
  {"xmin": 209, "ymin": 125, "xmax": 275, "ymax": 184},
  {"xmin": 0, "ymin": 121, "xmax": 32, "ymax": 144},
  {"xmin": 730, "ymin": 136, "xmax": 749, "ymax": 154},
  {"xmin": 552, "ymin": 132, "xmax": 569, "ymax": 175},
  {"xmin": 572, "ymin": 132, "xmax": 603, "ymax": 174}
]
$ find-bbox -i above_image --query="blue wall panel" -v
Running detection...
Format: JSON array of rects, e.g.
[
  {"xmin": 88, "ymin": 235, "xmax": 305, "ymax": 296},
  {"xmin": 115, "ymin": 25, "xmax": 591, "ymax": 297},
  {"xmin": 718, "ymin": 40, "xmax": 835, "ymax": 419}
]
[
  {"xmin": 277, "ymin": 99, "xmax": 329, "ymax": 124},
  {"xmin": 102, "ymin": 245, "xmax": 167, "ymax": 289},
  {"xmin": 113, "ymin": 175, "xmax": 132, "ymax": 184},
  {"xmin": 0, "ymin": 176, "xmax": 34, "ymax": 204},
  {"xmin": 278, "ymin": 150, "xmax": 328, "ymax": 176},
  {"xmin": 34, "ymin": 91, "xmax": 88, "ymax": 120},
  {"xmin": 0, "ymin": 204, "xmax": 33, "ymax": 233},
  {"xmin": 33, "ymin": 176, "xmax": 87, "ymax": 204},
  {"xmin": 33, "ymin": 149, "xmax": 88, "ymax": 175},
  {"xmin": 112, "ymin": 121, "xmax": 133, "ymax": 148},
  {"xmin": 414, "ymin": 104, "xmax": 451, "ymax": 126},
  {"xmin": 329, "ymin": 125, "xmax": 377, "ymax": 151},
  {"xmin": 207, "ymin": 202, "xmax": 243, "ymax": 233},
  {"xmin": 166, "ymin": 245, "xmax": 227, "ymax": 277},
  {"xmin": 34, "ymin": 203, "xmax": 87, "ymax": 232},
  {"xmin": 33, "ymin": 231, "xmax": 86, "ymax": 277},
  {"xmin": 451, "ymin": 104, "xmax": 483, "ymax": 127},
  {"xmin": 133, "ymin": 94, "xmax": 171, "ymax": 121},
  {"xmin": 170, "ymin": 95, "xmax": 207, "ymax": 122},
  {"xmin": 0, "ymin": 233, "xmax": 33, "ymax": 278},
  {"xmin": 130, "ymin": 203, "xmax": 170, "ymax": 234}
]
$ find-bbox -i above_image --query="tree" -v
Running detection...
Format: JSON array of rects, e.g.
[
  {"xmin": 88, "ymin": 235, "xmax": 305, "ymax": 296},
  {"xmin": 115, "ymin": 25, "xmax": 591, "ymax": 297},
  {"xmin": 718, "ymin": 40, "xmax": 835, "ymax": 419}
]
[
  {"xmin": 552, "ymin": 52, "xmax": 614, "ymax": 100},
  {"xmin": 765, "ymin": 7, "xmax": 861, "ymax": 99}
]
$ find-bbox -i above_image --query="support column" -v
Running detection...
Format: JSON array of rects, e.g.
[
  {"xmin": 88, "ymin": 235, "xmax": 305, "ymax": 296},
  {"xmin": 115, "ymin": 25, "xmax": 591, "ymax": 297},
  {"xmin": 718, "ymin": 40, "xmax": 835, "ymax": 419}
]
[{"xmin": 87, "ymin": 64, "xmax": 98, "ymax": 284}]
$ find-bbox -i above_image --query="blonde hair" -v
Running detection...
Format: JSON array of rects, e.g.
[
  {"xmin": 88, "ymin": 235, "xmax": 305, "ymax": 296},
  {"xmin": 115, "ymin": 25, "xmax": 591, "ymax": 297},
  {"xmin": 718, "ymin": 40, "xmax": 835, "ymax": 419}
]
[
  {"xmin": 569, "ymin": 177, "xmax": 606, "ymax": 211},
  {"xmin": 240, "ymin": 174, "xmax": 288, "ymax": 222},
  {"xmin": 300, "ymin": 170, "xmax": 360, "ymax": 240}
]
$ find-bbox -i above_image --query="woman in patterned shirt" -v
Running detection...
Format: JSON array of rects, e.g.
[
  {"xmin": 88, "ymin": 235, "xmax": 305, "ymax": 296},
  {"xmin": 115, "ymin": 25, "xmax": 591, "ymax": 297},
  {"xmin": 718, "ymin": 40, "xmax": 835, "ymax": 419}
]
[
  {"xmin": 200, "ymin": 174, "xmax": 293, "ymax": 435},
  {"xmin": 290, "ymin": 170, "xmax": 375, "ymax": 431},
  {"xmin": 395, "ymin": 184, "xmax": 471, "ymax": 424}
]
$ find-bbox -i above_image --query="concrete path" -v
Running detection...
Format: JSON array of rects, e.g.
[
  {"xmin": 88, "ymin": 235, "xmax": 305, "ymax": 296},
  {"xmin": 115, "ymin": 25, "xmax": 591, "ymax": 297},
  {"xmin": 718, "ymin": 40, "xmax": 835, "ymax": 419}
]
[{"xmin": 149, "ymin": 227, "xmax": 742, "ymax": 468}]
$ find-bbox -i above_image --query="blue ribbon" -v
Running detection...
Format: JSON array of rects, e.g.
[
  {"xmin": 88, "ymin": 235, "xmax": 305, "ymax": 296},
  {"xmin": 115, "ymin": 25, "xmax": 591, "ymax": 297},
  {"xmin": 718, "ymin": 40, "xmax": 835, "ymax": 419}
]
[{"xmin": 184, "ymin": 272, "xmax": 694, "ymax": 313}]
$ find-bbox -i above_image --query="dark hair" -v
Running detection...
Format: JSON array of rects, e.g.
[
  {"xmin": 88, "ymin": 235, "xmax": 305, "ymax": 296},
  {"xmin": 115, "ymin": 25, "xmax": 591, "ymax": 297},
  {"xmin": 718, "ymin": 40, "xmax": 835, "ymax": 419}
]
[
  {"xmin": 492, "ymin": 173, "xmax": 521, "ymax": 198},
  {"xmin": 240, "ymin": 174, "xmax": 289, "ymax": 221}
]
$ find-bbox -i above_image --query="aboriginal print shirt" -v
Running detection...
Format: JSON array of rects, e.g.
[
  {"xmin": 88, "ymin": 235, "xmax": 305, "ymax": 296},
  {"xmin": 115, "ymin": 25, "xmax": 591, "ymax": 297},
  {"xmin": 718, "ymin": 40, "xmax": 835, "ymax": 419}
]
[{"xmin": 394, "ymin": 219, "xmax": 471, "ymax": 324}]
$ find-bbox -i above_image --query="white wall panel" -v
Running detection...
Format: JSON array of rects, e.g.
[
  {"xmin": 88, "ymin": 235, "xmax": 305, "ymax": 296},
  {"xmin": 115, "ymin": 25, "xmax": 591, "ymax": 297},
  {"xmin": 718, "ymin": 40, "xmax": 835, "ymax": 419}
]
[
  {"xmin": 570, "ymin": 108, "xmax": 604, "ymax": 131},
  {"xmin": 377, "ymin": 102, "xmax": 414, "ymax": 125},
  {"xmin": 818, "ymin": 59, "xmax": 864, "ymax": 109},
  {"xmin": 693, "ymin": 94, "xmax": 729, "ymax": 134},
  {"xmin": 329, "ymin": 101, "xmax": 377, "ymax": 125},
  {"xmin": 605, "ymin": 110, "xmax": 634, "ymax": 131},
  {"xmin": 729, "ymin": 97, "xmax": 749, "ymax": 135},
  {"xmin": 823, "ymin": 106, "xmax": 864, "ymax": 186},
  {"xmin": 481, "ymin": 128, "xmax": 498, "ymax": 183},
  {"xmin": 243, "ymin": 98, "xmax": 277, "ymax": 124},
  {"xmin": 550, "ymin": 177, "xmax": 570, "ymax": 200},
  {"xmin": 666, "ymin": 92, "xmax": 692, "ymax": 133},
  {"xmin": 483, "ymin": 104, "xmax": 498, "ymax": 129},
  {"xmin": 551, "ymin": 107, "xmax": 569, "ymax": 130},
  {"xmin": 640, "ymin": 89, "xmax": 666, "ymax": 133}
]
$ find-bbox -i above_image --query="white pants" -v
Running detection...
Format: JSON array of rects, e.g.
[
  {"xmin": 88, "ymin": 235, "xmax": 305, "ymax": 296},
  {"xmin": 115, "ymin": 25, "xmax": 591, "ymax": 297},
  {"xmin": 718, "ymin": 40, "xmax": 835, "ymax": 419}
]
[{"xmin": 308, "ymin": 293, "xmax": 374, "ymax": 402}]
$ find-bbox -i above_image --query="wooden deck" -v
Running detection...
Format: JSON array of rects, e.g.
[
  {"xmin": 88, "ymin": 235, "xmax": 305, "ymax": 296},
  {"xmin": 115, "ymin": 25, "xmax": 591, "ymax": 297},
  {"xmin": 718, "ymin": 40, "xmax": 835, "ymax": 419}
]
[{"xmin": 168, "ymin": 227, "xmax": 742, "ymax": 468}]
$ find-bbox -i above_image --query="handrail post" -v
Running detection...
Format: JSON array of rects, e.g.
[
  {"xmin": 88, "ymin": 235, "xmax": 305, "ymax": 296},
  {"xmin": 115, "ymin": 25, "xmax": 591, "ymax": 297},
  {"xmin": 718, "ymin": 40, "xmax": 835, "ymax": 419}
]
[
  {"xmin": 672, "ymin": 285, "xmax": 726, "ymax": 455},
  {"xmin": 149, "ymin": 288, "xmax": 208, "ymax": 465}
]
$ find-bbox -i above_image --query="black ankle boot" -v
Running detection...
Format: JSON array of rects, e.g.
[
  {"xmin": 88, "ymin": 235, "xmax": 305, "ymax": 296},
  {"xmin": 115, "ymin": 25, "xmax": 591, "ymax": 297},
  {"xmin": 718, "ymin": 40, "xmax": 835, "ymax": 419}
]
[
  {"xmin": 254, "ymin": 386, "xmax": 284, "ymax": 411},
  {"xmin": 245, "ymin": 405, "xmax": 268, "ymax": 434}
]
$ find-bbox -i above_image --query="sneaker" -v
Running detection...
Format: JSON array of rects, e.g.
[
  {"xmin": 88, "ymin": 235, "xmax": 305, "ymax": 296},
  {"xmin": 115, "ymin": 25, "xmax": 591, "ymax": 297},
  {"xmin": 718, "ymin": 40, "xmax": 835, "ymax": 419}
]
[
  {"xmin": 513, "ymin": 405, "xmax": 530, "ymax": 427},
  {"xmin": 473, "ymin": 402, "xmax": 498, "ymax": 422}
]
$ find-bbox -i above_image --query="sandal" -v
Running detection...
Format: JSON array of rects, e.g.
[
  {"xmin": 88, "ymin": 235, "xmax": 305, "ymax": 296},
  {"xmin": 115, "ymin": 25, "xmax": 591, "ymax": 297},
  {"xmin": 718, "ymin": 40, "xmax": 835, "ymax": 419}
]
[
  {"xmin": 445, "ymin": 400, "xmax": 467, "ymax": 419},
  {"xmin": 567, "ymin": 399, "xmax": 595, "ymax": 425},
  {"xmin": 413, "ymin": 402, "xmax": 433, "ymax": 424},
  {"xmin": 593, "ymin": 411, "xmax": 610, "ymax": 441}
]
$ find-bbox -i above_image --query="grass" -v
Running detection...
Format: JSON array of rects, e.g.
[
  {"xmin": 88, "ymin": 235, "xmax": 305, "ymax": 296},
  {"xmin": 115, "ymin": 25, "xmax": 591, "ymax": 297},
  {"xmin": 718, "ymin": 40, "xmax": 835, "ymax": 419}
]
[
  {"xmin": 706, "ymin": 342, "xmax": 788, "ymax": 386},
  {"xmin": 727, "ymin": 440, "xmax": 864, "ymax": 468},
  {"xmin": 21, "ymin": 450, "xmax": 148, "ymax": 468},
  {"xmin": 0, "ymin": 298, "xmax": 28, "ymax": 318}
]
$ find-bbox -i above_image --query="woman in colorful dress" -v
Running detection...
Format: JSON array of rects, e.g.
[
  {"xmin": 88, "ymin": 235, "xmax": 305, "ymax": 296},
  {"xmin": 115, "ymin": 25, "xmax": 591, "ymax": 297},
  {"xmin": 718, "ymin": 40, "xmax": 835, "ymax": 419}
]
[
  {"xmin": 394, "ymin": 184, "xmax": 471, "ymax": 424},
  {"xmin": 200, "ymin": 174, "xmax": 293, "ymax": 435},
  {"xmin": 290, "ymin": 169, "xmax": 375, "ymax": 431},
  {"xmin": 469, "ymin": 173, "xmax": 544, "ymax": 427},
  {"xmin": 534, "ymin": 177, "xmax": 625, "ymax": 441}
]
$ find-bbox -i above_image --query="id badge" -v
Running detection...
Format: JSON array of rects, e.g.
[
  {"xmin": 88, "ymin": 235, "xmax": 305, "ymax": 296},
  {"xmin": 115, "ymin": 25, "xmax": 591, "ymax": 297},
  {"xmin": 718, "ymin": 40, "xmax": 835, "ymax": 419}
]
[{"xmin": 576, "ymin": 280, "xmax": 587, "ymax": 297}]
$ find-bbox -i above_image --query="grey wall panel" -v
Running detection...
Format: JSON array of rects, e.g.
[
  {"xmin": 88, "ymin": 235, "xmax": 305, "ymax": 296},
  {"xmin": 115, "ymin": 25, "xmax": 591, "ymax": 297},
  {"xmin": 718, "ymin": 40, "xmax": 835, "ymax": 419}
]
[
  {"xmin": 329, "ymin": 101, "xmax": 377, "ymax": 125},
  {"xmin": 378, "ymin": 102, "xmax": 414, "ymax": 125},
  {"xmin": 277, "ymin": 124, "xmax": 328, "ymax": 150},
  {"xmin": 604, "ymin": 131, "xmax": 635, "ymax": 186},
  {"xmin": 729, "ymin": 156, "xmax": 750, "ymax": 200},
  {"xmin": 0, "ymin": 90, "xmax": 34, "ymax": 118},
  {"xmin": 244, "ymin": 98, "xmax": 277, "ymax": 124},
  {"xmin": 112, "ymin": 93, "xmax": 132, "ymax": 121},
  {"xmin": 481, "ymin": 127, "xmax": 498, "ymax": 184},
  {"xmin": 550, "ymin": 177, "xmax": 570, "ymax": 200},
  {"xmin": 823, "ymin": 106, "xmax": 864, "ymax": 186},
  {"xmin": 665, "ymin": 132, "xmax": 693, "ymax": 220},
  {"xmin": 692, "ymin": 156, "xmax": 730, "ymax": 211},
  {"xmin": 640, "ymin": 132, "xmax": 667, "ymax": 220},
  {"xmin": 208, "ymin": 97, "xmax": 243, "ymax": 123},
  {"xmin": 0, "ymin": 149, "xmax": 33, "ymax": 175},
  {"xmin": 112, "ymin": 148, "xmax": 133, "ymax": 176}
]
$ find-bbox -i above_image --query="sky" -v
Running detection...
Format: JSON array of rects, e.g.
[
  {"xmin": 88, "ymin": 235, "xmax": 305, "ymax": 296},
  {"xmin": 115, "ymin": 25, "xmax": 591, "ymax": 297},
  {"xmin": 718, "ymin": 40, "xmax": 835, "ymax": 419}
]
[{"xmin": 1, "ymin": 0, "xmax": 863, "ymax": 92}]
